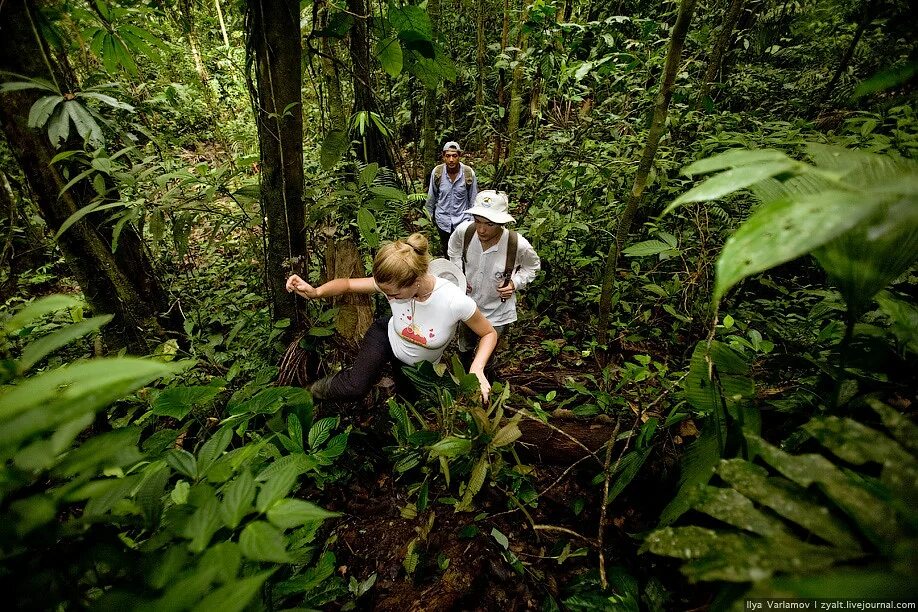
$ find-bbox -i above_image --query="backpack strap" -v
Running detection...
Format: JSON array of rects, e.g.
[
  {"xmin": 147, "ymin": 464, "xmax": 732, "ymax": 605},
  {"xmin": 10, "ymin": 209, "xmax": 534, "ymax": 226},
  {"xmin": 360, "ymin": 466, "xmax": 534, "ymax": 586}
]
[
  {"xmin": 461, "ymin": 224, "xmax": 476, "ymax": 273},
  {"xmin": 503, "ymin": 230, "xmax": 518, "ymax": 283},
  {"xmin": 462, "ymin": 163, "xmax": 474, "ymax": 187},
  {"xmin": 432, "ymin": 163, "xmax": 444, "ymax": 198}
]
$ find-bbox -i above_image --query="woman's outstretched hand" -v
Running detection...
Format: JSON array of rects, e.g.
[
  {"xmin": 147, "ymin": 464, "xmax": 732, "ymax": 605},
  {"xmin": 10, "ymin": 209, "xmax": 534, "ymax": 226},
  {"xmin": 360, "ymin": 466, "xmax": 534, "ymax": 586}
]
[
  {"xmin": 471, "ymin": 368, "xmax": 491, "ymax": 405},
  {"xmin": 286, "ymin": 274, "xmax": 318, "ymax": 299}
]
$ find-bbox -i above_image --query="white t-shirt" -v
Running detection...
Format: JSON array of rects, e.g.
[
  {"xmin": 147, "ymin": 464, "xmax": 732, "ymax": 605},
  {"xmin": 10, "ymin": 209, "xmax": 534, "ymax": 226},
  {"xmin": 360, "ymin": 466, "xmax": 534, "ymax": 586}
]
[{"xmin": 384, "ymin": 277, "xmax": 477, "ymax": 365}]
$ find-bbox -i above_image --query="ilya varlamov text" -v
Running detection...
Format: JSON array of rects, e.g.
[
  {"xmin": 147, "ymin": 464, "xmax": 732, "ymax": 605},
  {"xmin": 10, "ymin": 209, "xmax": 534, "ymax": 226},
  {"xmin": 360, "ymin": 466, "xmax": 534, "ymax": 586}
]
[{"xmin": 747, "ymin": 602, "xmax": 915, "ymax": 611}]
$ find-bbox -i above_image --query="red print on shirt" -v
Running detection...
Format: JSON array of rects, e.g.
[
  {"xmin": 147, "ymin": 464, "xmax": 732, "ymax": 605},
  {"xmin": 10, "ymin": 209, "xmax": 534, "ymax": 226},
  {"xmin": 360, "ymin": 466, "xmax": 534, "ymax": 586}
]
[{"xmin": 400, "ymin": 324, "xmax": 428, "ymax": 346}]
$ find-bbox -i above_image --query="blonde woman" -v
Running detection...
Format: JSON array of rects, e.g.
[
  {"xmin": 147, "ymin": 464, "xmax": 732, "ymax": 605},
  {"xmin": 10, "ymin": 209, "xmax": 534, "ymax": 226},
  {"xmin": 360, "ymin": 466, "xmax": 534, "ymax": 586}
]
[{"xmin": 286, "ymin": 233, "xmax": 497, "ymax": 402}]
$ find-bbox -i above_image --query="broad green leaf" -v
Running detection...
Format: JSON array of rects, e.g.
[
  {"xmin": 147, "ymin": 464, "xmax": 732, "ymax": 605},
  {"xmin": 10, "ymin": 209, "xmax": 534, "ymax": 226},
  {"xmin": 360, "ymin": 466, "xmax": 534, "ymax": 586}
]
[
  {"xmin": 714, "ymin": 191, "xmax": 880, "ymax": 302},
  {"xmin": 47, "ymin": 97, "xmax": 72, "ymax": 146},
  {"xmin": 682, "ymin": 149, "xmax": 792, "ymax": 177},
  {"xmin": 320, "ymin": 129, "xmax": 349, "ymax": 170},
  {"xmin": 409, "ymin": 46, "xmax": 457, "ymax": 89},
  {"xmin": 389, "ymin": 5, "xmax": 433, "ymax": 41},
  {"xmin": 356, "ymin": 207, "xmax": 379, "ymax": 248},
  {"xmin": 427, "ymin": 436, "xmax": 472, "ymax": 458},
  {"xmin": 490, "ymin": 418, "xmax": 522, "ymax": 448},
  {"xmin": 83, "ymin": 474, "xmax": 140, "ymax": 516},
  {"xmin": 376, "ymin": 36, "xmax": 403, "ymax": 77},
  {"xmin": 671, "ymin": 160, "xmax": 800, "ymax": 209},
  {"xmin": 369, "ymin": 185, "xmax": 407, "ymax": 202},
  {"xmin": 220, "ymin": 471, "xmax": 255, "ymax": 529},
  {"xmin": 0, "ymin": 79, "xmax": 57, "ymax": 93},
  {"xmin": 606, "ymin": 446, "xmax": 652, "ymax": 505},
  {"xmin": 868, "ymin": 398, "xmax": 918, "ymax": 455},
  {"xmin": 135, "ymin": 462, "xmax": 170, "ymax": 529},
  {"xmin": 197, "ymin": 426, "xmax": 233, "ymax": 476},
  {"xmin": 694, "ymin": 487, "xmax": 787, "ymax": 536},
  {"xmin": 658, "ymin": 415, "xmax": 724, "ymax": 526},
  {"xmin": 3, "ymin": 294, "xmax": 81, "ymax": 333},
  {"xmin": 266, "ymin": 498, "xmax": 340, "ymax": 529},
  {"xmin": 186, "ymin": 498, "xmax": 222, "ymax": 553},
  {"xmin": 813, "ymin": 196, "xmax": 918, "ymax": 318},
  {"xmin": 54, "ymin": 427, "xmax": 141, "ymax": 477},
  {"xmin": 0, "ymin": 358, "xmax": 181, "ymax": 422},
  {"xmin": 199, "ymin": 542, "xmax": 242, "ymax": 584},
  {"xmin": 64, "ymin": 101, "xmax": 104, "ymax": 146},
  {"xmin": 239, "ymin": 520, "xmax": 292, "ymax": 563},
  {"xmin": 747, "ymin": 433, "xmax": 905, "ymax": 546},
  {"xmin": 256, "ymin": 462, "xmax": 300, "ymax": 513},
  {"xmin": 308, "ymin": 417, "xmax": 338, "ymax": 450},
  {"xmin": 167, "ymin": 449, "xmax": 198, "ymax": 480},
  {"xmin": 875, "ymin": 291, "xmax": 918, "ymax": 354},
  {"xmin": 853, "ymin": 61, "xmax": 918, "ymax": 99},
  {"xmin": 286, "ymin": 414, "xmax": 304, "ymax": 453},
  {"xmin": 52, "ymin": 201, "xmax": 104, "ymax": 240},
  {"xmin": 191, "ymin": 570, "xmax": 273, "ymax": 612},
  {"xmin": 359, "ymin": 162, "xmax": 379, "ymax": 187},
  {"xmin": 803, "ymin": 417, "xmax": 914, "ymax": 469},
  {"xmin": 715, "ymin": 459, "xmax": 860, "ymax": 549},
  {"xmin": 642, "ymin": 526, "xmax": 861, "ymax": 583},
  {"xmin": 17, "ymin": 315, "xmax": 112, "ymax": 374},
  {"xmin": 27, "ymin": 95, "xmax": 63, "ymax": 128},
  {"xmin": 622, "ymin": 239, "xmax": 672, "ymax": 257},
  {"xmin": 153, "ymin": 385, "xmax": 221, "ymax": 420},
  {"xmin": 154, "ymin": 565, "xmax": 217, "ymax": 610}
]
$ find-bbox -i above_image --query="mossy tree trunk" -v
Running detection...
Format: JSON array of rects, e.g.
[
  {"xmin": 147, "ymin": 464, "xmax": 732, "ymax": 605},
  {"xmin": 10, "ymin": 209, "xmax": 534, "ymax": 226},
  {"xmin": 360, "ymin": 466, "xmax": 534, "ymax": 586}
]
[
  {"xmin": 246, "ymin": 0, "xmax": 307, "ymax": 330},
  {"xmin": 0, "ymin": 0, "xmax": 169, "ymax": 352},
  {"xmin": 596, "ymin": 0, "xmax": 699, "ymax": 352}
]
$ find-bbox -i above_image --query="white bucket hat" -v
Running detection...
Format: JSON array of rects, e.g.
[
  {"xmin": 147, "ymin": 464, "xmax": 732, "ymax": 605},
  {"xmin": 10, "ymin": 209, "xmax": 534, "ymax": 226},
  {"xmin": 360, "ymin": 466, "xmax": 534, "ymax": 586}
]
[{"xmin": 467, "ymin": 190, "xmax": 515, "ymax": 224}]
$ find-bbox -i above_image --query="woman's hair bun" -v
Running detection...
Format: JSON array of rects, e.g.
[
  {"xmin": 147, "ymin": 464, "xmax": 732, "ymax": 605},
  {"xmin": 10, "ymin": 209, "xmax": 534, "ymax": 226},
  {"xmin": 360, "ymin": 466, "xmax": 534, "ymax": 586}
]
[{"xmin": 405, "ymin": 233, "xmax": 429, "ymax": 256}]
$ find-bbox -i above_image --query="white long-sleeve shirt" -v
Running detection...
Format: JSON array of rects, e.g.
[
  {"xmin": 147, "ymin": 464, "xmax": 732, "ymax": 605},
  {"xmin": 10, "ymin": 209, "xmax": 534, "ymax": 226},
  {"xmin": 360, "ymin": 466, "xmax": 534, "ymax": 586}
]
[{"xmin": 447, "ymin": 221, "xmax": 541, "ymax": 326}]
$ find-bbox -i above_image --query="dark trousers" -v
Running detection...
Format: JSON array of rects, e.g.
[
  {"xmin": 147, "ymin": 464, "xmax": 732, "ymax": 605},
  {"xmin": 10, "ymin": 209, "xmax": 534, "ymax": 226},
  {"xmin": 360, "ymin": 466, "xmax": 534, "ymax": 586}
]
[
  {"xmin": 325, "ymin": 318, "xmax": 412, "ymax": 400},
  {"xmin": 437, "ymin": 227, "xmax": 452, "ymax": 257}
]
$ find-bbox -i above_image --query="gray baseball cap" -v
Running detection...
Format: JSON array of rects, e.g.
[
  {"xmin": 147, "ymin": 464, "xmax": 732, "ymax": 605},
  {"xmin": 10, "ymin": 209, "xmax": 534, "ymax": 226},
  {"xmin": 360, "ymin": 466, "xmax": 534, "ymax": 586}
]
[{"xmin": 442, "ymin": 141, "xmax": 462, "ymax": 153}]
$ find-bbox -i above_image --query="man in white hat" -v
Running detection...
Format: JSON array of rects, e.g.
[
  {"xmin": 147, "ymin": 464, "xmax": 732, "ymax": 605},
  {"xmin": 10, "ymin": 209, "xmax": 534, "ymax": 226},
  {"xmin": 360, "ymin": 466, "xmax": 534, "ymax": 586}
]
[
  {"xmin": 426, "ymin": 141, "xmax": 478, "ymax": 255},
  {"xmin": 447, "ymin": 190, "xmax": 540, "ymax": 363}
]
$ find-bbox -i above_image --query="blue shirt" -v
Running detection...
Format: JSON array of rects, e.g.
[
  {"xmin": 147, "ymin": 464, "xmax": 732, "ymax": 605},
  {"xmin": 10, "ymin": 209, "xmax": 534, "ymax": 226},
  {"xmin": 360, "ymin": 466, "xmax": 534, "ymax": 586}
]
[{"xmin": 425, "ymin": 164, "xmax": 478, "ymax": 233}]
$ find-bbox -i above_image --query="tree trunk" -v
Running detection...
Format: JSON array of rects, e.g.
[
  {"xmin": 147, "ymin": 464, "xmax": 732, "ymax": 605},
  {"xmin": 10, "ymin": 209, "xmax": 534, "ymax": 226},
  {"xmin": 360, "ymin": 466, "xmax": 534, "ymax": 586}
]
[
  {"xmin": 596, "ymin": 0, "xmax": 698, "ymax": 351},
  {"xmin": 420, "ymin": 0, "xmax": 441, "ymax": 176},
  {"xmin": 695, "ymin": 0, "xmax": 744, "ymax": 109},
  {"xmin": 0, "ymin": 168, "xmax": 50, "ymax": 302},
  {"xmin": 505, "ymin": 0, "xmax": 529, "ymax": 169},
  {"xmin": 324, "ymin": 238, "xmax": 373, "ymax": 344},
  {"xmin": 347, "ymin": 0, "xmax": 396, "ymax": 170},
  {"xmin": 493, "ymin": 0, "xmax": 511, "ymax": 168},
  {"xmin": 475, "ymin": 0, "xmax": 486, "ymax": 109},
  {"xmin": 215, "ymin": 0, "xmax": 230, "ymax": 48},
  {"xmin": 0, "ymin": 0, "xmax": 169, "ymax": 352},
  {"xmin": 246, "ymin": 0, "xmax": 307, "ymax": 329},
  {"xmin": 317, "ymin": 0, "xmax": 347, "ymax": 134}
]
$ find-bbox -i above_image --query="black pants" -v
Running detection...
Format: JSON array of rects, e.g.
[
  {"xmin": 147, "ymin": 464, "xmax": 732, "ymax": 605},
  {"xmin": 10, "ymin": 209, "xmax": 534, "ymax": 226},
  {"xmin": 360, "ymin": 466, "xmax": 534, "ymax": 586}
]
[
  {"xmin": 324, "ymin": 318, "xmax": 413, "ymax": 400},
  {"xmin": 437, "ymin": 227, "xmax": 452, "ymax": 257}
]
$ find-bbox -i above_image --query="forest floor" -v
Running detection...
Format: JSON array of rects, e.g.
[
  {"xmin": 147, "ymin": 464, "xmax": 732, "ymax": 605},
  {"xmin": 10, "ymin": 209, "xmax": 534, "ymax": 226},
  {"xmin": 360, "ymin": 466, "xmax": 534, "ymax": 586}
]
[{"xmin": 306, "ymin": 326, "xmax": 706, "ymax": 610}]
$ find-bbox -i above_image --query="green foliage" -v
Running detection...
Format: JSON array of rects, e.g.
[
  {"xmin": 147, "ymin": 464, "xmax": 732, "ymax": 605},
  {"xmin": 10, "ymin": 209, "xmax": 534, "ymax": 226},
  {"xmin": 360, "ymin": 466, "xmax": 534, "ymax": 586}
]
[
  {"xmin": 387, "ymin": 361, "xmax": 524, "ymax": 513},
  {"xmin": 0, "ymin": 297, "xmax": 343, "ymax": 608},
  {"xmin": 666, "ymin": 144, "xmax": 918, "ymax": 308},
  {"xmin": 644, "ymin": 401, "xmax": 917, "ymax": 602},
  {"xmin": 0, "ymin": 74, "xmax": 134, "ymax": 148}
]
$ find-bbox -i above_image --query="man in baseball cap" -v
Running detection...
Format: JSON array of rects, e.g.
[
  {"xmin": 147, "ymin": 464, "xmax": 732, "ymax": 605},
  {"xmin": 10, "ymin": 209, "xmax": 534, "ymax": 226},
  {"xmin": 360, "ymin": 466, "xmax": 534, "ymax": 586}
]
[{"xmin": 426, "ymin": 141, "xmax": 478, "ymax": 255}]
